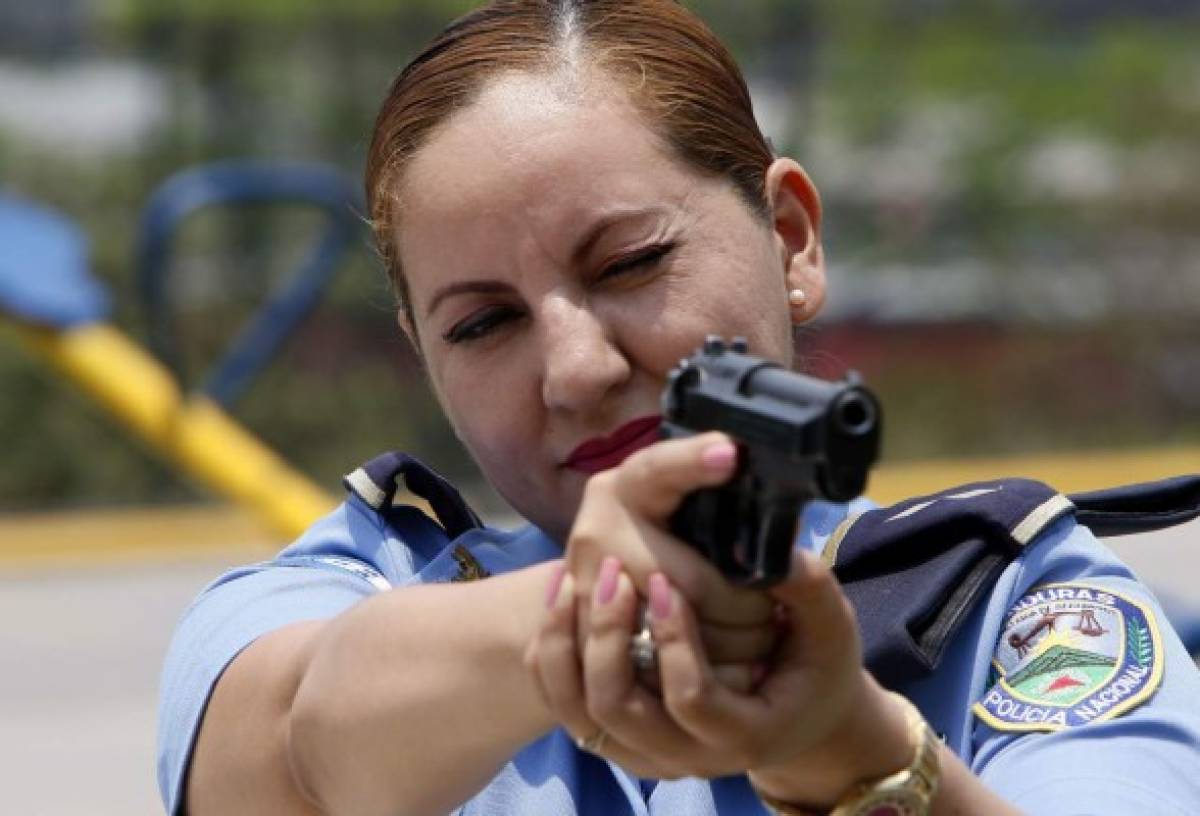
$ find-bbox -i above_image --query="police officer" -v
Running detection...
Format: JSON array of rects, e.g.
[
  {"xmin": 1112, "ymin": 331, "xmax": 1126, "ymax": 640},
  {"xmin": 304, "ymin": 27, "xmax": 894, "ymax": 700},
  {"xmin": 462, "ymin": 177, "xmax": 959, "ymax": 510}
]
[{"xmin": 159, "ymin": 2, "xmax": 1200, "ymax": 814}]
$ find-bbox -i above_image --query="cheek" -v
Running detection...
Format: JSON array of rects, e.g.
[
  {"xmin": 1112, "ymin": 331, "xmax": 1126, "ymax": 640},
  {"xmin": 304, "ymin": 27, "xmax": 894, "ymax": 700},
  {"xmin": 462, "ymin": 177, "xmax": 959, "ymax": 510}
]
[
  {"xmin": 449, "ymin": 400, "xmax": 570, "ymax": 535},
  {"xmin": 673, "ymin": 212, "xmax": 788, "ymax": 331},
  {"xmin": 652, "ymin": 259, "xmax": 791, "ymax": 366},
  {"xmin": 429, "ymin": 353, "xmax": 550, "ymax": 501},
  {"xmin": 438, "ymin": 367, "xmax": 529, "ymax": 459},
  {"xmin": 714, "ymin": 245, "xmax": 792, "ymax": 362},
  {"xmin": 745, "ymin": 286, "xmax": 794, "ymax": 363}
]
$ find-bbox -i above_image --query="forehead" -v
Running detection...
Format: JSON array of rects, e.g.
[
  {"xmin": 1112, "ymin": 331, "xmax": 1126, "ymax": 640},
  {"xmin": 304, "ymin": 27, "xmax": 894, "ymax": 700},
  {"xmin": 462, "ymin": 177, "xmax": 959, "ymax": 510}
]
[{"xmin": 396, "ymin": 70, "xmax": 703, "ymax": 262}]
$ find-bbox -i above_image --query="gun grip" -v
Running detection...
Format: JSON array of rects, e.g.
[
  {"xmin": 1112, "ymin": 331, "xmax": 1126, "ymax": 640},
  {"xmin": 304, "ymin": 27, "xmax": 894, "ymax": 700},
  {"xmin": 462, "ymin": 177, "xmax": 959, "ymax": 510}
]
[{"xmin": 670, "ymin": 484, "xmax": 799, "ymax": 588}]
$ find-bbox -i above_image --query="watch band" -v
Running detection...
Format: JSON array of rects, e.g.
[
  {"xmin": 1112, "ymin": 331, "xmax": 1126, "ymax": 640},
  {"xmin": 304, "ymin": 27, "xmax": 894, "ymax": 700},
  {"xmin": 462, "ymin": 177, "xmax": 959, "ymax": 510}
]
[
  {"xmin": 752, "ymin": 693, "xmax": 940, "ymax": 816},
  {"xmin": 754, "ymin": 787, "xmax": 823, "ymax": 816}
]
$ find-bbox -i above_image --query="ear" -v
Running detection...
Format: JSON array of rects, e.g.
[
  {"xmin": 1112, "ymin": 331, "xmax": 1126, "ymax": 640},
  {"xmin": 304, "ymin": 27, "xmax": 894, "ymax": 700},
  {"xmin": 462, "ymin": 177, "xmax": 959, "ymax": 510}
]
[{"xmin": 764, "ymin": 158, "xmax": 827, "ymax": 319}]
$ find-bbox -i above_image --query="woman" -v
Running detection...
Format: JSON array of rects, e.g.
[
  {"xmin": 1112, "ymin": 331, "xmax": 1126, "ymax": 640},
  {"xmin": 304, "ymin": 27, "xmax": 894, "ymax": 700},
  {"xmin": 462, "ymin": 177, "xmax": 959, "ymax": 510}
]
[{"xmin": 158, "ymin": 2, "xmax": 1200, "ymax": 814}]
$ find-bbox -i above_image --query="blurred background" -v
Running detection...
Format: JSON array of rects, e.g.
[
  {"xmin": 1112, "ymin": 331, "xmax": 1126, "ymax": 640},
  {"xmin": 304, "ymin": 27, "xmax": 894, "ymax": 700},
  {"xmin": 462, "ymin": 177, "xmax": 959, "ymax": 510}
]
[{"xmin": 0, "ymin": 0, "xmax": 1197, "ymax": 813}]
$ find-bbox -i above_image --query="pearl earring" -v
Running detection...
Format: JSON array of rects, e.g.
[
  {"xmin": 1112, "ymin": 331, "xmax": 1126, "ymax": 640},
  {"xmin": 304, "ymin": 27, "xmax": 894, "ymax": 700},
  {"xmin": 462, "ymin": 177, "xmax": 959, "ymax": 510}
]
[{"xmin": 788, "ymin": 289, "xmax": 808, "ymax": 308}]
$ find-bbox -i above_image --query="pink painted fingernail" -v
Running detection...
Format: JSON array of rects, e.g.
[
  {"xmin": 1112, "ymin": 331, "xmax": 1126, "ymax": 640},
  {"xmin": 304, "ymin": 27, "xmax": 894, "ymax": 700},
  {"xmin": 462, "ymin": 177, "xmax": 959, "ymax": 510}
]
[
  {"xmin": 545, "ymin": 563, "xmax": 566, "ymax": 608},
  {"xmin": 595, "ymin": 557, "xmax": 621, "ymax": 606},
  {"xmin": 649, "ymin": 573, "xmax": 673, "ymax": 621},
  {"xmin": 701, "ymin": 441, "xmax": 737, "ymax": 472}
]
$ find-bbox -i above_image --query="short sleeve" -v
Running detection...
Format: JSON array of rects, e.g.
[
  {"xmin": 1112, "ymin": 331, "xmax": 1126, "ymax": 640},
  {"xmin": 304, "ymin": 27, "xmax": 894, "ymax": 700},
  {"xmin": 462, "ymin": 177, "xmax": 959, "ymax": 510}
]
[
  {"xmin": 969, "ymin": 521, "xmax": 1200, "ymax": 814},
  {"xmin": 155, "ymin": 560, "xmax": 380, "ymax": 814},
  {"xmin": 153, "ymin": 493, "xmax": 560, "ymax": 815}
]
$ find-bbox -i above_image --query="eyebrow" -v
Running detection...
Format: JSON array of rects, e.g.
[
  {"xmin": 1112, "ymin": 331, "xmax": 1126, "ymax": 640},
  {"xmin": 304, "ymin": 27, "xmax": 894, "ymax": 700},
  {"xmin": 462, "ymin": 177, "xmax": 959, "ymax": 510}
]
[
  {"xmin": 570, "ymin": 207, "xmax": 668, "ymax": 267},
  {"xmin": 423, "ymin": 206, "xmax": 669, "ymax": 320},
  {"xmin": 424, "ymin": 280, "xmax": 515, "ymax": 320}
]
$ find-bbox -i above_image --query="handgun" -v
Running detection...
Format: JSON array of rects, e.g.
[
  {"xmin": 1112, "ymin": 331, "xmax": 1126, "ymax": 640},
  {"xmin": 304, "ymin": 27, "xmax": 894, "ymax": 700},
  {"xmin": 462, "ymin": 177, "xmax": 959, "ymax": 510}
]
[{"xmin": 660, "ymin": 336, "xmax": 882, "ymax": 587}]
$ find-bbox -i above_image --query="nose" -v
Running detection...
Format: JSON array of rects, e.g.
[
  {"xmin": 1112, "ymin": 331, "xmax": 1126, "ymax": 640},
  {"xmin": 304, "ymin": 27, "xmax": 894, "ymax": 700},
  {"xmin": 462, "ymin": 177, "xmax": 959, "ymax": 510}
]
[{"xmin": 539, "ymin": 296, "xmax": 630, "ymax": 415}]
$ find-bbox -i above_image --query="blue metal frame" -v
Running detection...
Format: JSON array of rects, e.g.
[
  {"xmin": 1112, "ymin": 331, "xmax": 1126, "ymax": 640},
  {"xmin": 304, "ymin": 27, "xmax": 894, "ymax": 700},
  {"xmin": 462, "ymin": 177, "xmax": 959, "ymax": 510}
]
[{"xmin": 136, "ymin": 160, "xmax": 364, "ymax": 408}]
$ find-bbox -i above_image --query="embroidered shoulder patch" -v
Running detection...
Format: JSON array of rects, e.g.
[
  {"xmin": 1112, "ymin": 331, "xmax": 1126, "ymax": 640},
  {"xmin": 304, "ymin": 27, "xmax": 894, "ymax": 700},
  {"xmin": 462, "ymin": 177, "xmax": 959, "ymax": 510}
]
[
  {"xmin": 450, "ymin": 544, "xmax": 491, "ymax": 582},
  {"xmin": 973, "ymin": 582, "xmax": 1164, "ymax": 732}
]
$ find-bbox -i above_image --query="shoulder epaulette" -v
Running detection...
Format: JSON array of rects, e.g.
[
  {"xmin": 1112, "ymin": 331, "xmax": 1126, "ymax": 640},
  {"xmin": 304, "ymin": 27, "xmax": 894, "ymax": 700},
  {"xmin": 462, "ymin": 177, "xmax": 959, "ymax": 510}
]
[
  {"xmin": 828, "ymin": 478, "xmax": 1070, "ymax": 688},
  {"xmin": 1070, "ymin": 474, "xmax": 1200, "ymax": 536},
  {"xmin": 830, "ymin": 474, "xmax": 1200, "ymax": 688},
  {"xmin": 343, "ymin": 451, "xmax": 483, "ymax": 538}
]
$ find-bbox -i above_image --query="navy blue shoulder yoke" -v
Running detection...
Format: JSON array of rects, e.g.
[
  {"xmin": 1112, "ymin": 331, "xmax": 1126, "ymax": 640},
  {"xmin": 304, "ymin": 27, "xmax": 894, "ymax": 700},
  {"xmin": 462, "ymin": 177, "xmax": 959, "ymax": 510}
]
[
  {"xmin": 343, "ymin": 451, "xmax": 483, "ymax": 538},
  {"xmin": 828, "ymin": 475, "xmax": 1200, "ymax": 688}
]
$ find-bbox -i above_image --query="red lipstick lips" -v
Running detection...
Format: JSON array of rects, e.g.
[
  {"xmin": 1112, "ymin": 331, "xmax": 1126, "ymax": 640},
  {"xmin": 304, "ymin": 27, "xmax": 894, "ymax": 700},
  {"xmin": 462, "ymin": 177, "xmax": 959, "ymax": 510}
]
[{"xmin": 565, "ymin": 415, "xmax": 662, "ymax": 475}]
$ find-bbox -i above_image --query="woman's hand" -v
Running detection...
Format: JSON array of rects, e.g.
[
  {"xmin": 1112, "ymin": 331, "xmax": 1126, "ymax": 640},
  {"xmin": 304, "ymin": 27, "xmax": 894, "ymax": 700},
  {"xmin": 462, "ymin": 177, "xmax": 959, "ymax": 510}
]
[
  {"xmin": 563, "ymin": 433, "xmax": 777, "ymax": 676},
  {"xmin": 527, "ymin": 548, "xmax": 915, "ymax": 805},
  {"xmin": 690, "ymin": 550, "xmax": 911, "ymax": 805},
  {"xmin": 527, "ymin": 559, "xmax": 766, "ymax": 779}
]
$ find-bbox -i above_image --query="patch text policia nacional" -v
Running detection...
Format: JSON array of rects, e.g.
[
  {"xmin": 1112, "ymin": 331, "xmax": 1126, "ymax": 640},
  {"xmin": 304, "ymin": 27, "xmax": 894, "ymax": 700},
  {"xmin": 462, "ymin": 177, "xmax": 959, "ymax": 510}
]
[{"xmin": 975, "ymin": 582, "xmax": 1164, "ymax": 732}]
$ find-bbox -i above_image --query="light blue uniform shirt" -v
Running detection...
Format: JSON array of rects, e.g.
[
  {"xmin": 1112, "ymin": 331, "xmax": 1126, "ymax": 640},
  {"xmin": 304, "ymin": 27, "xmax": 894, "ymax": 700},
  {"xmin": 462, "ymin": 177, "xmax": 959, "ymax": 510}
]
[{"xmin": 158, "ymin": 493, "xmax": 1200, "ymax": 814}]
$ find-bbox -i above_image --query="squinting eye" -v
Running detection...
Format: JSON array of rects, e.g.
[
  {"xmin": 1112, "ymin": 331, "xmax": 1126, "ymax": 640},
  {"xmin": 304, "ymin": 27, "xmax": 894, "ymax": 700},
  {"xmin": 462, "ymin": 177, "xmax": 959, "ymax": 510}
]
[
  {"xmin": 443, "ymin": 307, "xmax": 520, "ymax": 345},
  {"xmin": 599, "ymin": 242, "xmax": 675, "ymax": 280}
]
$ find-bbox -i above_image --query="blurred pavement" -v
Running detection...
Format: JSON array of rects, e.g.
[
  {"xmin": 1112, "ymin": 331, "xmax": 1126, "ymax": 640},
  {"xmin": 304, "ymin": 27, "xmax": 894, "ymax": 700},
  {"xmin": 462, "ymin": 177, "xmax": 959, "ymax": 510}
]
[
  {"xmin": 0, "ymin": 520, "xmax": 1196, "ymax": 815},
  {"xmin": 0, "ymin": 553, "xmax": 245, "ymax": 815}
]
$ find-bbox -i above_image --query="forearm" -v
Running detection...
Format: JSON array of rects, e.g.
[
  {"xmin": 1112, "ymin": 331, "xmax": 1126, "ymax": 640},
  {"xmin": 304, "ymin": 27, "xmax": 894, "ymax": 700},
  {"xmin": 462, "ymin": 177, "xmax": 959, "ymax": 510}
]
[
  {"xmin": 288, "ymin": 561, "xmax": 561, "ymax": 816},
  {"xmin": 930, "ymin": 745, "xmax": 1024, "ymax": 816},
  {"xmin": 750, "ymin": 672, "xmax": 1023, "ymax": 815}
]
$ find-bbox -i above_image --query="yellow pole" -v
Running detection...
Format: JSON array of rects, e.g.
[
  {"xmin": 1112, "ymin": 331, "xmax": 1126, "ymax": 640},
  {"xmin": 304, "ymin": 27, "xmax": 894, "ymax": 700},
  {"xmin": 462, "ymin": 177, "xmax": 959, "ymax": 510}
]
[{"xmin": 10, "ymin": 320, "xmax": 337, "ymax": 538}]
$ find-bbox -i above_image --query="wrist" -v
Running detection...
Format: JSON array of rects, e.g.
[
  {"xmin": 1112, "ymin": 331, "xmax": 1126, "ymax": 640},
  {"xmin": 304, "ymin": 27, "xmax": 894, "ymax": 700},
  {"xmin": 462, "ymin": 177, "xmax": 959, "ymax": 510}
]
[
  {"xmin": 523, "ymin": 560, "xmax": 571, "ymax": 728},
  {"xmin": 749, "ymin": 673, "xmax": 913, "ymax": 809}
]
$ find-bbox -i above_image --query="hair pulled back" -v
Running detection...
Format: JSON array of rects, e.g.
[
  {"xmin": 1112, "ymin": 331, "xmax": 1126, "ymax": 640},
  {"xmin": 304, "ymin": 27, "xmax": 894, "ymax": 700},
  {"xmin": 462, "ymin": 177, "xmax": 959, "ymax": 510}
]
[{"xmin": 366, "ymin": 0, "xmax": 775, "ymax": 321}]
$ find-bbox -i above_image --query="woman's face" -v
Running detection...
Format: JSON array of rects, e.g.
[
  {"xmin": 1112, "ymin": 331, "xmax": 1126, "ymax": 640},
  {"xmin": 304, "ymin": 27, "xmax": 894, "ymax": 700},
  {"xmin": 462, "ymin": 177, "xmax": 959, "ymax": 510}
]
[{"xmin": 395, "ymin": 70, "xmax": 825, "ymax": 540}]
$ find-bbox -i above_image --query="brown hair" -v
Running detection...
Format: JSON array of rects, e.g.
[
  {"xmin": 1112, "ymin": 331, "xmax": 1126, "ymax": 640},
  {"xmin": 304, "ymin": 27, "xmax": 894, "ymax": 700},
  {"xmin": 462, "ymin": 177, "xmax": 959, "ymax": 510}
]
[{"xmin": 366, "ymin": 0, "xmax": 775, "ymax": 328}]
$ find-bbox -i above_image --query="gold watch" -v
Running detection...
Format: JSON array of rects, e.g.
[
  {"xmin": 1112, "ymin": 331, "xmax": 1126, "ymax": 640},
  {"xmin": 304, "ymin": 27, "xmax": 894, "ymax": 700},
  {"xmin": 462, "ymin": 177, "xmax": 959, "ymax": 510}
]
[{"xmin": 754, "ymin": 693, "xmax": 941, "ymax": 816}]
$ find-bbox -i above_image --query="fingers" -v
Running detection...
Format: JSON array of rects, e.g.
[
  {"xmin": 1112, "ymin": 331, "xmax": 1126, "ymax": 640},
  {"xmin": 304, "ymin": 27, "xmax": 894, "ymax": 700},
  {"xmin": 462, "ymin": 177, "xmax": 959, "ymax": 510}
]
[
  {"xmin": 737, "ymin": 548, "xmax": 861, "ymax": 738},
  {"xmin": 581, "ymin": 560, "xmax": 716, "ymax": 775},
  {"xmin": 534, "ymin": 550, "xmax": 869, "ymax": 784},
  {"xmin": 609, "ymin": 432, "xmax": 738, "ymax": 523},
  {"xmin": 529, "ymin": 565, "xmax": 584, "ymax": 719},
  {"xmin": 768, "ymin": 549, "xmax": 860, "ymax": 669},
  {"xmin": 699, "ymin": 618, "xmax": 779, "ymax": 664},
  {"xmin": 610, "ymin": 435, "xmax": 780, "ymax": 627},
  {"xmin": 651, "ymin": 572, "xmax": 776, "ymax": 761},
  {"xmin": 527, "ymin": 563, "xmax": 671, "ymax": 776},
  {"xmin": 694, "ymin": 582, "xmax": 777, "ymax": 628},
  {"xmin": 712, "ymin": 663, "xmax": 760, "ymax": 695},
  {"xmin": 737, "ymin": 550, "xmax": 869, "ymax": 764},
  {"xmin": 581, "ymin": 557, "xmax": 637, "ymax": 705},
  {"xmin": 566, "ymin": 432, "xmax": 777, "ymax": 628},
  {"xmin": 653, "ymin": 551, "xmax": 858, "ymax": 739},
  {"xmin": 529, "ymin": 561, "xmax": 783, "ymax": 779}
]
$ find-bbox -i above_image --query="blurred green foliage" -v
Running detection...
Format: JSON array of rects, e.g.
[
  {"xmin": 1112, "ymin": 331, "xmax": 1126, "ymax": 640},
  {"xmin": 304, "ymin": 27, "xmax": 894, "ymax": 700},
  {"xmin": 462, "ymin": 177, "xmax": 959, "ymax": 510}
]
[{"xmin": 1, "ymin": 0, "xmax": 1197, "ymax": 512}]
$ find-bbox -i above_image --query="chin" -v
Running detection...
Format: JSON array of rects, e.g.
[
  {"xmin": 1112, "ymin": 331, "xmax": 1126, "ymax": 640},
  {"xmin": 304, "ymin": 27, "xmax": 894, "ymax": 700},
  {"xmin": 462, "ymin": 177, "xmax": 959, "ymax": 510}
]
[
  {"xmin": 520, "ymin": 505, "xmax": 574, "ymax": 543},
  {"xmin": 541, "ymin": 481, "xmax": 587, "ymax": 542},
  {"xmin": 493, "ymin": 473, "xmax": 582, "ymax": 542}
]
